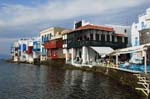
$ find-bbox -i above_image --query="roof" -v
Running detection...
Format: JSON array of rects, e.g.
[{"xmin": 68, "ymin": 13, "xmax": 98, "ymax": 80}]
[
  {"xmin": 63, "ymin": 24, "xmax": 114, "ymax": 34},
  {"xmin": 110, "ymin": 43, "xmax": 150, "ymax": 55}
]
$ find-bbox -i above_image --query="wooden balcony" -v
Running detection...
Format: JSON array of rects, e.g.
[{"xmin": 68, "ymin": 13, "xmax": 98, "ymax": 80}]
[
  {"xmin": 67, "ymin": 40, "xmax": 127, "ymax": 49},
  {"xmin": 26, "ymin": 46, "xmax": 33, "ymax": 54},
  {"xmin": 44, "ymin": 38, "xmax": 63, "ymax": 49}
]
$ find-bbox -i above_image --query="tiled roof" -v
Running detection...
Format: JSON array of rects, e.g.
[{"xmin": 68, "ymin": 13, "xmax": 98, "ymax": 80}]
[
  {"xmin": 77, "ymin": 25, "xmax": 114, "ymax": 31},
  {"xmin": 64, "ymin": 24, "xmax": 114, "ymax": 34}
]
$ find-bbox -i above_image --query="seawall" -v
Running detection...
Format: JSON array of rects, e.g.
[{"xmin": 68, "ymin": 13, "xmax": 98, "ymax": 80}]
[{"xmin": 64, "ymin": 64, "xmax": 149, "ymax": 99}]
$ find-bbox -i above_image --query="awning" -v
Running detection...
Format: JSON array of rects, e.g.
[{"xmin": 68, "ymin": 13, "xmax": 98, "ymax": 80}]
[
  {"xmin": 110, "ymin": 42, "xmax": 150, "ymax": 55},
  {"xmin": 90, "ymin": 46, "xmax": 114, "ymax": 56}
]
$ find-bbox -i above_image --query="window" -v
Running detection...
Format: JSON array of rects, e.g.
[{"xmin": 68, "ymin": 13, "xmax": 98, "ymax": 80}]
[
  {"xmin": 80, "ymin": 36, "xmax": 82, "ymax": 40},
  {"xmin": 42, "ymin": 36, "xmax": 44, "ymax": 43},
  {"xmin": 96, "ymin": 34, "xmax": 99, "ymax": 41},
  {"xmin": 84, "ymin": 35, "xmax": 87, "ymax": 40},
  {"xmin": 112, "ymin": 35, "xmax": 114, "ymax": 42},
  {"xmin": 63, "ymin": 40, "xmax": 66, "ymax": 44},
  {"xmin": 44, "ymin": 35, "xmax": 46, "ymax": 42},
  {"xmin": 23, "ymin": 44, "xmax": 26, "ymax": 51},
  {"xmin": 141, "ymin": 22, "xmax": 145, "ymax": 29},
  {"xmin": 101, "ymin": 34, "xmax": 105, "ymax": 42},
  {"xmin": 49, "ymin": 34, "xmax": 52, "ymax": 39},
  {"xmin": 107, "ymin": 35, "xmax": 110, "ymax": 42},
  {"xmin": 134, "ymin": 37, "xmax": 138, "ymax": 46},
  {"xmin": 117, "ymin": 36, "xmax": 122, "ymax": 43},
  {"xmin": 90, "ymin": 34, "xmax": 93, "ymax": 40},
  {"xmin": 124, "ymin": 29, "xmax": 127, "ymax": 33},
  {"xmin": 46, "ymin": 35, "xmax": 48, "ymax": 41},
  {"xmin": 125, "ymin": 37, "xmax": 128, "ymax": 44}
]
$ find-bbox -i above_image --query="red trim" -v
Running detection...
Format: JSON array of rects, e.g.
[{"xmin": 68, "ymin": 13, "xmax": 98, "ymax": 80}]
[
  {"xmin": 26, "ymin": 46, "xmax": 33, "ymax": 54},
  {"xmin": 44, "ymin": 38, "xmax": 62, "ymax": 49}
]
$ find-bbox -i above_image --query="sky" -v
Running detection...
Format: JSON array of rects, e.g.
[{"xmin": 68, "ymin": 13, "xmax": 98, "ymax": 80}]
[{"xmin": 0, "ymin": 0, "xmax": 150, "ymax": 58}]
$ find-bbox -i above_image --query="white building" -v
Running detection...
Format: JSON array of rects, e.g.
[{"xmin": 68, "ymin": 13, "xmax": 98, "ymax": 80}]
[
  {"xmin": 26, "ymin": 37, "xmax": 41, "ymax": 63},
  {"xmin": 32, "ymin": 37, "xmax": 41, "ymax": 64},
  {"xmin": 130, "ymin": 8, "xmax": 150, "ymax": 63},
  {"xmin": 131, "ymin": 8, "xmax": 150, "ymax": 47},
  {"xmin": 62, "ymin": 21, "xmax": 128, "ymax": 67},
  {"xmin": 107, "ymin": 25, "xmax": 131, "ymax": 47},
  {"xmin": 11, "ymin": 37, "xmax": 40, "ymax": 63},
  {"xmin": 11, "ymin": 41, "xmax": 20, "ymax": 62},
  {"xmin": 17, "ymin": 39, "xmax": 28, "ymax": 62}
]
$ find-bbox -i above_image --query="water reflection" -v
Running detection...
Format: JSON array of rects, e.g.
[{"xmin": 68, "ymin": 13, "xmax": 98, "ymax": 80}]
[
  {"xmin": 63, "ymin": 70, "xmax": 137, "ymax": 99},
  {"xmin": 0, "ymin": 60, "xmax": 139, "ymax": 99}
]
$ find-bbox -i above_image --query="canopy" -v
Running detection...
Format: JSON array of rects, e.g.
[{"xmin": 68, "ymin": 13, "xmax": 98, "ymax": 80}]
[
  {"xmin": 90, "ymin": 46, "xmax": 114, "ymax": 55},
  {"xmin": 110, "ymin": 43, "xmax": 150, "ymax": 55}
]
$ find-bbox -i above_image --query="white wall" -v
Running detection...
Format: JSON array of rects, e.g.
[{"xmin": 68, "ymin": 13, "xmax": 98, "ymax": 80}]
[
  {"xmin": 131, "ymin": 8, "xmax": 150, "ymax": 46},
  {"xmin": 131, "ymin": 23, "xmax": 140, "ymax": 46},
  {"xmin": 12, "ymin": 38, "xmax": 39, "ymax": 62},
  {"xmin": 107, "ymin": 25, "xmax": 131, "ymax": 47}
]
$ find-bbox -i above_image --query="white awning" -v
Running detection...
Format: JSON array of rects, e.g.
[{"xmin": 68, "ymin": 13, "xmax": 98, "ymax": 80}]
[
  {"xmin": 111, "ymin": 42, "xmax": 150, "ymax": 55},
  {"xmin": 90, "ymin": 46, "xmax": 114, "ymax": 55}
]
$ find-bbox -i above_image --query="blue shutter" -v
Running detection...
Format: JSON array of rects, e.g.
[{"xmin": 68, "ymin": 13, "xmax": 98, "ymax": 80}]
[{"xmin": 23, "ymin": 44, "xmax": 26, "ymax": 51}]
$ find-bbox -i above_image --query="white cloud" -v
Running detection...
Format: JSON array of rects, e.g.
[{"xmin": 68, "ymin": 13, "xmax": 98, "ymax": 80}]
[
  {"xmin": 0, "ymin": 0, "xmax": 148, "ymax": 28},
  {"xmin": 0, "ymin": 0, "xmax": 149, "ymax": 56}
]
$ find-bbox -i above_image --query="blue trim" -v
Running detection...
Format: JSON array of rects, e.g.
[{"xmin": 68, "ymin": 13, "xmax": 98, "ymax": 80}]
[
  {"xmin": 33, "ymin": 41, "xmax": 40, "ymax": 51},
  {"xmin": 23, "ymin": 44, "xmax": 26, "ymax": 51}
]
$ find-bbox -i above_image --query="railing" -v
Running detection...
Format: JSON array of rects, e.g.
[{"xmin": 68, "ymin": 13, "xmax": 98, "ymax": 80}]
[
  {"xmin": 67, "ymin": 40, "xmax": 126, "ymax": 49},
  {"xmin": 32, "ymin": 48, "xmax": 40, "ymax": 52},
  {"xmin": 133, "ymin": 74, "xmax": 150, "ymax": 97}
]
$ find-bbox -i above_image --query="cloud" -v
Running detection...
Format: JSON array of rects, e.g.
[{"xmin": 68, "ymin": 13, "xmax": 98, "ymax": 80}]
[
  {"xmin": 0, "ymin": 0, "xmax": 149, "ymax": 56},
  {"xmin": 0, "ymin": 0, "xmax": 148, "ymax": 28}
]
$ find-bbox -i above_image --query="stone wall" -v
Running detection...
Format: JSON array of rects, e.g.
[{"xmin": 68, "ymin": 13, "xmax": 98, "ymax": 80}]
[{"xmin": 64, "ymin": 64, "xmax": 149, "ymax": 99}]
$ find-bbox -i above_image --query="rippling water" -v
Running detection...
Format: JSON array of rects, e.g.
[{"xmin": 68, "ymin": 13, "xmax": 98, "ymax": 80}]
[{"xmin": 0, "ymin": 60, "xmax": 139, "ymax": 99}]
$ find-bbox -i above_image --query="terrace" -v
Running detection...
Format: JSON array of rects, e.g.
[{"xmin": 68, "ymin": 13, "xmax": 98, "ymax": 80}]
[{"xmin": 109, "ymin": 43, "xmax": 150, "ymax": 74}]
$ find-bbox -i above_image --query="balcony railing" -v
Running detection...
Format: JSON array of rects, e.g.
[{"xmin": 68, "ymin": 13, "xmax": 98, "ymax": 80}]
[
  {"xmin": 32, "ymin": 48, "xmax": 40, "ymax": 52},
  {"xmin": 67, "ymin": 40, "xmax": 126, "ymax": 49},
  {"xmin": 44, "ymin": 38, "xmax": 63, "ymax": 49}
]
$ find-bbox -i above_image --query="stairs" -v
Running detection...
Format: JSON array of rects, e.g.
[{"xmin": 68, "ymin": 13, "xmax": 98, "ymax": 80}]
[{"xmin": 133, "ymin": 73, "xmax": 150, "ymax": 96}]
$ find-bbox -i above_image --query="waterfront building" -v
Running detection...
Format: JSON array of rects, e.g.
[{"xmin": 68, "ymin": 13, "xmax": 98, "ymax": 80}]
[
  {"xmin": 11, "ymin": 39, "xmax": 28, "ymax": 62},
  {"xmin": 17, "ymin": 39, "xmax": 28, "ymax": 62},
  {"xmin": 130, "ymin": 8, "xmax": 150, "ymax": 63},
  {"xmin": 40, "ymin": 27, "xmax": 67, "ymax": 61},
  {"xmin": 139, "ymin": 29, "xmax": 150, "ymax": 64},
  {"xmin": 131, "ymin": 8, "xmax": 150, "ymax": 46},
  {"xmin": 62, "ymin": 21, "xmax": 128, "ymax": 66},
  {"xmin": 31, "ymin": 37, "xmax": 41, "ymax": 64},
  {"xmin": 11, "ymin": 37, "xmax": 40, "ymax": 63},
  {"xmin": 11, "ymin": 41, "xmax": 20, "ymax": 62},
  {"xmin": 107, "ymin": 25, "xmax": 131, "ymax": 47},
  {"xmin": 29, "ymin": 37, "xmax": 41, "ymax": 64}
]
